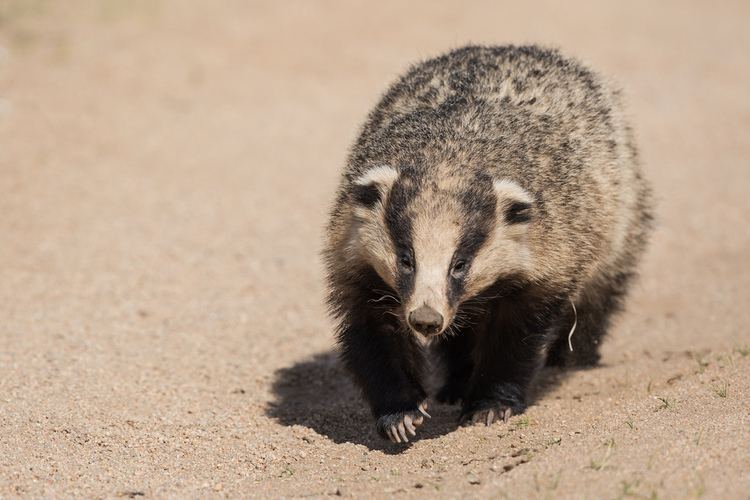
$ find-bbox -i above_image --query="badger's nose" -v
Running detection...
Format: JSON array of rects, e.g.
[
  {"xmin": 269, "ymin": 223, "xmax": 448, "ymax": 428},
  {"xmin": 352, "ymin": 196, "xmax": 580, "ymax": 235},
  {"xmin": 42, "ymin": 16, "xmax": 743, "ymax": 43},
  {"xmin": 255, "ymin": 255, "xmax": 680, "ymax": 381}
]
[{"xmin": 408, "ymin": 305, "xmax": 444, "ymax": 335}]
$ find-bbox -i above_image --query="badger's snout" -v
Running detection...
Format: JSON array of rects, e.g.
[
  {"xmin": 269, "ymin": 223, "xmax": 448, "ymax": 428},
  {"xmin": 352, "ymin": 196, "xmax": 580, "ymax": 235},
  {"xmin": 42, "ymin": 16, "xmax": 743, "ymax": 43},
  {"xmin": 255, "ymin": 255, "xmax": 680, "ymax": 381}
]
[{"xmin": 408, "ymin": 305, "xmax": 444, "ymax": 335}]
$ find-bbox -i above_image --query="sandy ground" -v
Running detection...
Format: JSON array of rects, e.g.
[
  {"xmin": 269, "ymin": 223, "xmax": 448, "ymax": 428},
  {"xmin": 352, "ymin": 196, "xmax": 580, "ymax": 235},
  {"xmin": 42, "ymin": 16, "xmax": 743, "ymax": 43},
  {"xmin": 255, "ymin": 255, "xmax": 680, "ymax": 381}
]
[{"xmin": 1, "ymin": 1, "xmax": 749, "ymax": 498}]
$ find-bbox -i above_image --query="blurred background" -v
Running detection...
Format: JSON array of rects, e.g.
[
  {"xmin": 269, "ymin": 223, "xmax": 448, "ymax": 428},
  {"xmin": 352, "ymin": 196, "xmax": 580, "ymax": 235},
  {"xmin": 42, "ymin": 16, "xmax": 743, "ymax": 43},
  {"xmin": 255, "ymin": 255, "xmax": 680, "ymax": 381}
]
[{"xmin": 1, "ymin": 1, "xmax": 748, "ymax": 497}]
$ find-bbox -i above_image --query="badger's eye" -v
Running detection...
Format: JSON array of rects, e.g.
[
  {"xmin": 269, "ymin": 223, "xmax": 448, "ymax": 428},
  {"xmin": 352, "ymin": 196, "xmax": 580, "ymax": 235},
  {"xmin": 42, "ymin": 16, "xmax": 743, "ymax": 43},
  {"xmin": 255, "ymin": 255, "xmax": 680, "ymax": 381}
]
[
  {"xmin": 399, "ymin": 254, "xmax": 414, "ymax": 272},
  {"xmin": 451, "ymin": 259, "xmax": 467, "ymax": 278}
]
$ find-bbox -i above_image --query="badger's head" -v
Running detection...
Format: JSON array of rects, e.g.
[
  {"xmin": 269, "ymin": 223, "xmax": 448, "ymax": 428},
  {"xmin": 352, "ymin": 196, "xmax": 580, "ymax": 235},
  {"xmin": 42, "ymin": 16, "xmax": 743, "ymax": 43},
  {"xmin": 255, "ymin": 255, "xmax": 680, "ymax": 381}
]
[{"xmin": 348, "ymin": 164, "xmax": 534, "ymax": 337}]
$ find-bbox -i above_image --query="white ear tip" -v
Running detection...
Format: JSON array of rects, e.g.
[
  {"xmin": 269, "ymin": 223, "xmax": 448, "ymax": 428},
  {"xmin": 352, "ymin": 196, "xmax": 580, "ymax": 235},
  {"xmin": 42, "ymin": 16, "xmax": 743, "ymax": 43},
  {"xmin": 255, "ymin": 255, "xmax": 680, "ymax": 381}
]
[
  {"xmin": 353, "ymin": 165, "xmax": 399, "ymax": 186},
  {"xmin": 493, "ymin": 178, "xmax": 533, "ymax": 204}
]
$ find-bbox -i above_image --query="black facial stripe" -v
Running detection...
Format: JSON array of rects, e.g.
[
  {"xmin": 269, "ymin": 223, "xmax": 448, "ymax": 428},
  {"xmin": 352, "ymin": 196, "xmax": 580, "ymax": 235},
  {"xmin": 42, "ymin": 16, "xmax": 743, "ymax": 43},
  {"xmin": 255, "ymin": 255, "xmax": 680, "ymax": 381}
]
[
  {"xmin": 457, "ymin": 174, "xmax": 497, "ymax": 257},
  {"xmin": 448, "ymin": 178, "xmax": 497, "ymax": 306},
  {"xmin": 384, "ymin": 171, "xmax": 420, "ymax": 299},
  {"xmin": 456, "ymin": 222, "xmax": 492, "ymax": 258},
  {"xmin": 447, "ymin": 226, "xmax": 490, "ymax": 305}
]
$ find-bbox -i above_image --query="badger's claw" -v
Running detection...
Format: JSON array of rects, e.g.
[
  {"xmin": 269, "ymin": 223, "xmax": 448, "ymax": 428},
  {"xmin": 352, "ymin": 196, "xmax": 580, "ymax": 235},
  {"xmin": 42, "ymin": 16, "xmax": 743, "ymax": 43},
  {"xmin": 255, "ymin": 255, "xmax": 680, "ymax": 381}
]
[
  {"xmin": 377, "ymin": 402, "xmax": 430, "ymax": 443},
  {"xmin": 459, "ymin": 404, "xmax": 514, "ymax": 426},
  {"xmin": 418, "ymin": 402, "xmax": 431, "ymax": 419}
]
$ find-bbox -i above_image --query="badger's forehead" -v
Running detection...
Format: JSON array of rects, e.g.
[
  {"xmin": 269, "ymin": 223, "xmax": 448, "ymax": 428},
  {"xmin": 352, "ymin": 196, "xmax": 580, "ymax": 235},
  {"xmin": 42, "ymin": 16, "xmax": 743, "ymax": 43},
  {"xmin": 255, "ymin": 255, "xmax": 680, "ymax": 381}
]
[{"xmin": 384, "ymin": 169, "xmax": 496, "ymax": 255}]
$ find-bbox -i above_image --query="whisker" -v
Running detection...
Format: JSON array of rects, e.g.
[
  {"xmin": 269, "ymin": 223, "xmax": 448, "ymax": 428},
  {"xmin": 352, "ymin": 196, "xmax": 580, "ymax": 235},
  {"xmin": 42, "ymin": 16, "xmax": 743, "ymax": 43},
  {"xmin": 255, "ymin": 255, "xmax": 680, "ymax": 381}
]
[
  {"xmin": 382, "ymin": 309, "xmax": 400, "ymax": 317},
  {"xmin": 368, "ymin": 294, "xmax": 399, "ymax": 304},
  {"xmin": 372, "ymin": 289, "xmax": 402, "ymax": 304}
]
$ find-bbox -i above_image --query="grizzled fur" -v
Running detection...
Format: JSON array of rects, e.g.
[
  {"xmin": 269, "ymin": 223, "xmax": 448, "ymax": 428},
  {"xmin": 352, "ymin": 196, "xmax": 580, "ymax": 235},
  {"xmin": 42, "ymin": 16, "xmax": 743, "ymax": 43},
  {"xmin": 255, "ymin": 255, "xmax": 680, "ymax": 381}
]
[{"xmin": 324, "ymin": 45, "xmax": 652, "ymax": 442}]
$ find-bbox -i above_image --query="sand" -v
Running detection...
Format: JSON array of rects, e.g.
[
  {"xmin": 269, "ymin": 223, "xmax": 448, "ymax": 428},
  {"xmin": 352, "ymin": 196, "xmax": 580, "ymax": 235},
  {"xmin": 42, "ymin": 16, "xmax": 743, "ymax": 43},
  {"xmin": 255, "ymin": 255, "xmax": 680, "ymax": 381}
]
[{"xmin": 1, "ymin": 1, "xmax": 749, "ymax": 498}]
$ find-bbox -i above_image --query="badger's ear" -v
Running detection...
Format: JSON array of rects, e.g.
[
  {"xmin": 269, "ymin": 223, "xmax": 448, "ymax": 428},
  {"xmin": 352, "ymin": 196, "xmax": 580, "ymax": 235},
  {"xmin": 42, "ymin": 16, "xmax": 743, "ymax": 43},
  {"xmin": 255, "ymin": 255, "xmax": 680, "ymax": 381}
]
[
  {"xmin": 493, "ymin": 179, "xmax": 534, "ymax": 224},
  {"xmin": 351, "ymin": 165, "xmax": 399, "ymax": 208}
]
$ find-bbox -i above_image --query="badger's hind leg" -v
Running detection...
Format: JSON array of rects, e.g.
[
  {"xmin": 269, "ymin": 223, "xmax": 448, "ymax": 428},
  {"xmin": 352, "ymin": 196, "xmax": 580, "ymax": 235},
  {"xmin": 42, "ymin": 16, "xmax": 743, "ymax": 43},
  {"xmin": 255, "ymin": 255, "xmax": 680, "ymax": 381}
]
[
  {"xmin": 546, "ymin": 271, "xmax": 635, "ymax": 367},
  {"xmin": 434, "ymin": 328, "xmax": 476, "ymax": 405}
]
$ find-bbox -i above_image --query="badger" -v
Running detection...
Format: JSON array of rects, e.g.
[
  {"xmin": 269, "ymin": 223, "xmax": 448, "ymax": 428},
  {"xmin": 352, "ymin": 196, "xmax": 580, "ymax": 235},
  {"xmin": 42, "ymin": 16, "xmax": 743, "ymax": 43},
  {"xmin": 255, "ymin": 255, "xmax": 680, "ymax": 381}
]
[{"xmin": 324, "ymin": 45, "xmax": 652, "ymax": 443}]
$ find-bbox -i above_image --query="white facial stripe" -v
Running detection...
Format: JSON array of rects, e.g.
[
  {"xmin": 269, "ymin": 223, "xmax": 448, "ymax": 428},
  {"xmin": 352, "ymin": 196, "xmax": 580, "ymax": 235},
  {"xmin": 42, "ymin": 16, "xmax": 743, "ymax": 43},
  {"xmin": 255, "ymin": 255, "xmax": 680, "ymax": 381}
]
[{"xmin": 407, "ymin": 205, "xmax": 460, "ymax": 320}]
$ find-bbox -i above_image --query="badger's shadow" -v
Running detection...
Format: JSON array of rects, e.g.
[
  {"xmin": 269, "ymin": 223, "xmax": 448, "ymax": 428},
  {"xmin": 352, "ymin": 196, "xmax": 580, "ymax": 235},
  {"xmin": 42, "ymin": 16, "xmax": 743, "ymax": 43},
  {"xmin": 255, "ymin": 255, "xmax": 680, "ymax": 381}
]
[{"xmin": 266, "ymin": 350, "xmax": 575, "ymax": 452}]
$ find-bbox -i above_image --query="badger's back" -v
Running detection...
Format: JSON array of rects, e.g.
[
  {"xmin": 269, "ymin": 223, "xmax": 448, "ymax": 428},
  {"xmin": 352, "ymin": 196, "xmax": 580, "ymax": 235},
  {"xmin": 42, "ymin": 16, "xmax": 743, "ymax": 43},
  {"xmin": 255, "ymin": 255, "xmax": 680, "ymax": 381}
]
[{"xmin": 336, "ymin": 45, "xmax": 652, "ymax": 297}]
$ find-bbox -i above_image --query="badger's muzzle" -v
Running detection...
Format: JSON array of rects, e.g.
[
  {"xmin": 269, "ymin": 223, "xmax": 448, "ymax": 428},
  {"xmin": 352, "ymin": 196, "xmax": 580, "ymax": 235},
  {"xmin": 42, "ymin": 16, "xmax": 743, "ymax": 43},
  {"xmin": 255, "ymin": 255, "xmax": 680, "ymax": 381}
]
[{"xmin": 408, "ymin": 305, "xmax": 444, "ymax": 336}]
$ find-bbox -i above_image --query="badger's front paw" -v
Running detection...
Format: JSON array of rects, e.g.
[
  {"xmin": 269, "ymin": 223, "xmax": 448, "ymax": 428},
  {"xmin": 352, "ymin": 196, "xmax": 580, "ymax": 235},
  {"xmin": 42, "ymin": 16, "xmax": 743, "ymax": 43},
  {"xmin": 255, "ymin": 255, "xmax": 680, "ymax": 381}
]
[
  {"xmin": 459, "ymin": 403, "xmax": 515, "ymax": 426},
  {"xmin": 459, "ymin": 394, "xmax": 526, "ymax": 426},
  {"xmin": 460, "ymin": 382, "xmax": 527, "ymax": 426},
  {"xmin": 376, "ymin": 402, "xmax": 431, "ymax": 443}
]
